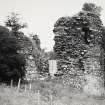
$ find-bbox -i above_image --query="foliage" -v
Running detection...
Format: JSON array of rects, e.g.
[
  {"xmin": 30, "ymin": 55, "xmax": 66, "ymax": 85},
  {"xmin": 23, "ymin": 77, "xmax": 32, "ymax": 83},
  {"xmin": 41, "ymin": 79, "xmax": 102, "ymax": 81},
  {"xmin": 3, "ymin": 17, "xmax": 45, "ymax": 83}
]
[
  {"xmin": 31, "ymin": 34, "xmax": 41, "ymax": 50},
  {"xmin": 5, "ymin": 12, "xmax": 29, "ymax": 55},
  {"xmin": 53, "ymin": 3, "xmax": 103, "ymax": 74},
  {"xmin": 31, "ymin": 34, "xmax": 57, "ymax": 76},
  {"xmin": 5, "ymin": 12, "xmax": 27, "ymax": 32},
  {"xmin": 102, "ymin": 27, "xmax": 105, "ymax": 50},
  {"xmin": 4, "ymin": 13, "xmax": 36, "ymax": 81},
  {"xmin": 82, "ymin": 3, "xmax": 102, "ymax": 16},
  {"xmin": 0, "ymin": 80, "xmax": 105, "ymax": 105},
  {"xmin": 31, "ymin": 34, "xmax": 49, "ymax": 76},
  {"xmin": 0, "ymin": 26, "xmax": 26, "ymax": 82}
]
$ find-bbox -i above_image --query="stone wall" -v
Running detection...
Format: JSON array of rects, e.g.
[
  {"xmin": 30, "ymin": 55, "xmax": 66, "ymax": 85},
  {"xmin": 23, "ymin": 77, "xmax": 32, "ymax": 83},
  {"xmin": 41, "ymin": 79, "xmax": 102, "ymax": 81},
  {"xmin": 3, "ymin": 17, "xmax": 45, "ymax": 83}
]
[{"xmin": 83, "ymin": 46, "xmax": 105, "ymax": 97}]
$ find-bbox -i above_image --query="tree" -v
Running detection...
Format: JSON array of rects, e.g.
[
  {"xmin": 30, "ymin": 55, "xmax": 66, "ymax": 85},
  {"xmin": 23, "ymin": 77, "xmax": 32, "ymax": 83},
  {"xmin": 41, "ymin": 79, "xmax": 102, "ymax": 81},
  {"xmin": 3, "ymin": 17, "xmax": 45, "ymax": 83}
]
[
  {"xmin": 5, "ymin": 12, "xmax": 27, "ymax": 50},
  {"xmin": 31, "ymin": 34, "xmax": 41, "ymax": 50},
  {"xmin": 82, "ymin": 3, "xmax": 102, "ymax": 16},
  {"xmin": 5, "ymin": 12, "xmax": 27, "ymax": 32},
  {"xmin": 4, "ymin": 12, "xmax": 34, "ymax": 82},
  {"xmin": 5, "ymin": 13, "xmax": 28, "ymax": 52},
  {"xmin": 31, "ymin": 34, "xmax": 49, "ymax": 76},
  {"xmin": 0, "ymin": 26, "xmax": 26, "ymax": 82}
]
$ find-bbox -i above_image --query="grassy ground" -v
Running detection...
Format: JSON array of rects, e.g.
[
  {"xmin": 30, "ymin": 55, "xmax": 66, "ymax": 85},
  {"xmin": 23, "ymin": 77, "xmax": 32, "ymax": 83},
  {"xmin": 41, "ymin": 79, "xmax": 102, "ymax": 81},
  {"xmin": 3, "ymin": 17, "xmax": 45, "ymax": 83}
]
[{"xmin": 0, "ymin": 79, "xmax": 105, "ymax": 105}]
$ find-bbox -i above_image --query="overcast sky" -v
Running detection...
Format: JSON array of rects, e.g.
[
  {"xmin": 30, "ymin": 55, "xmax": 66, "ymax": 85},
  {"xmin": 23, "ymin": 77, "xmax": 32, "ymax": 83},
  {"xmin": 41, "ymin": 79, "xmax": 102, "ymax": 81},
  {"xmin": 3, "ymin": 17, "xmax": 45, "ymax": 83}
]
[{"xmin": 0, "ymin": 0, "xmax": 105, "ymax": 51}]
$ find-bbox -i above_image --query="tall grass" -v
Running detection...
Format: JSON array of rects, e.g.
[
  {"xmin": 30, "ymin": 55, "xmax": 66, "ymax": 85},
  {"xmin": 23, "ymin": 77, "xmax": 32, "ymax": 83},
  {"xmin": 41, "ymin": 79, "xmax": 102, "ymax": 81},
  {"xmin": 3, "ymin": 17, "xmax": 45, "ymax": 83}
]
[{"xmin": 0, "ymin": 79, "xmax": 105, "ymax": 105}]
